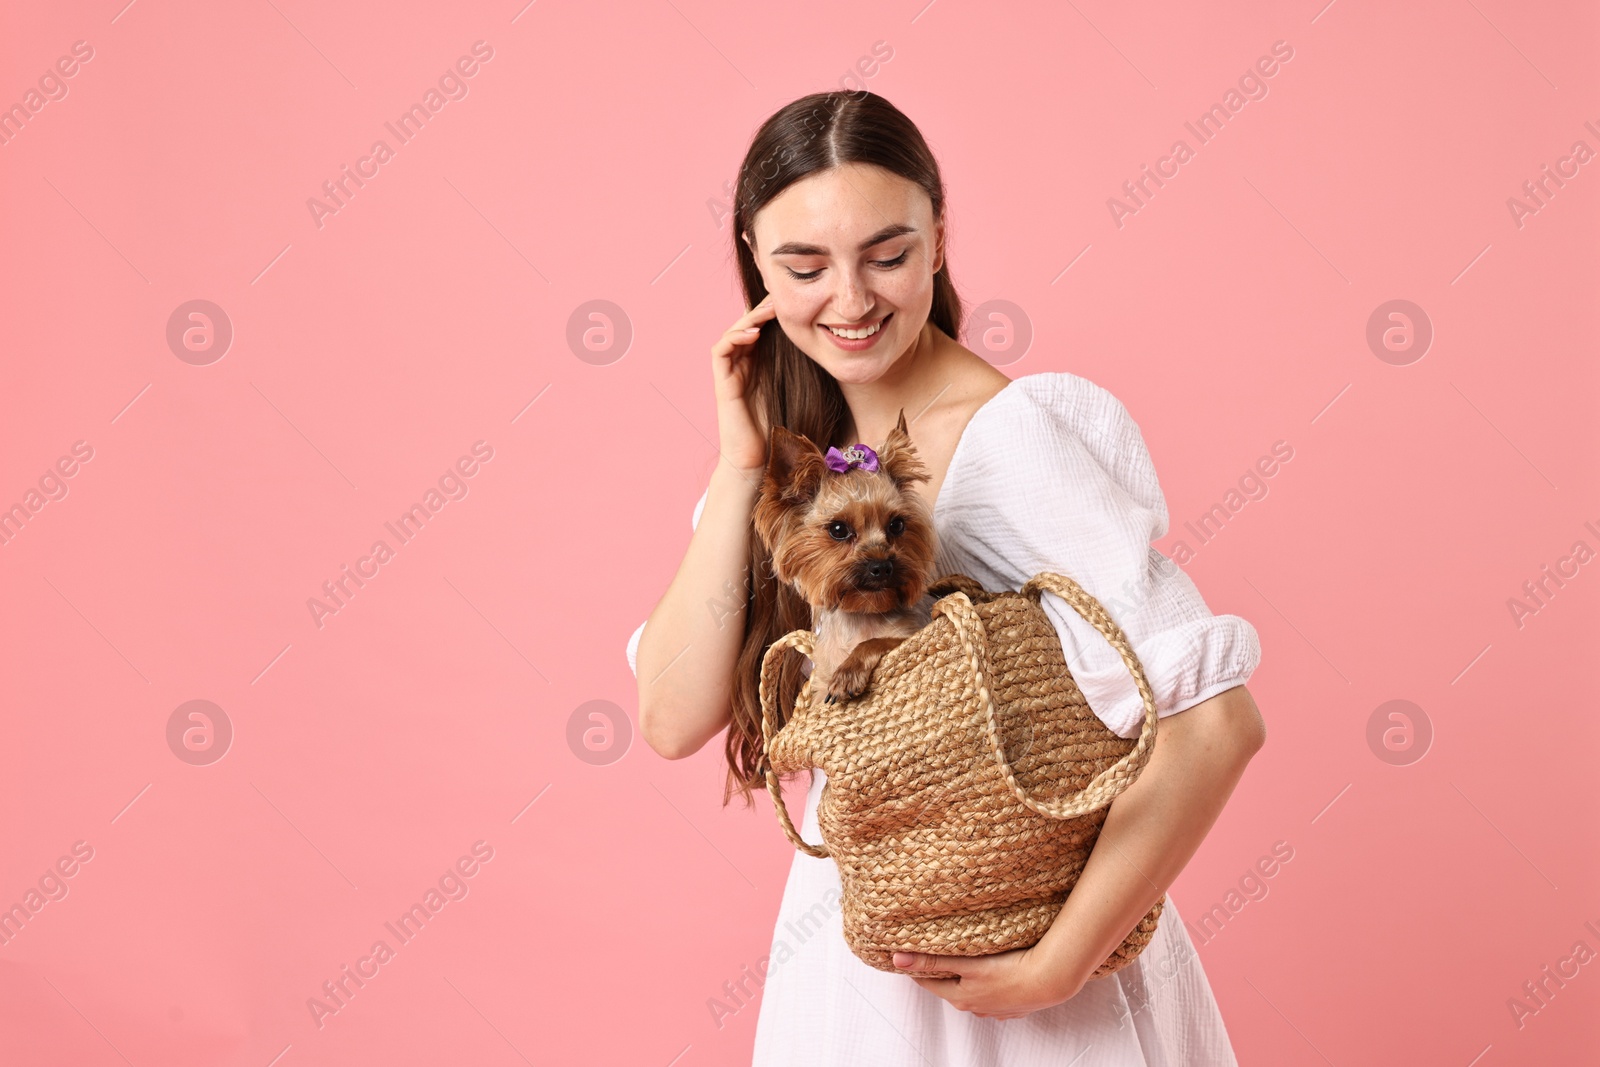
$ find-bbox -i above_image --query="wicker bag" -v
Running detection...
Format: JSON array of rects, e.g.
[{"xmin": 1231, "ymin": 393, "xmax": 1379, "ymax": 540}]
[{"xmin": 758, "ymin": 570, "xmax": 1164, "ymax": 981}]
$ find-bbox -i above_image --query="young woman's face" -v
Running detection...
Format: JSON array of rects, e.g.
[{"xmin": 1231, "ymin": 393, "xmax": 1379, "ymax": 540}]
[{"xmin": 743, "ymin": 162, "xmax": 944, "ymax": 386}]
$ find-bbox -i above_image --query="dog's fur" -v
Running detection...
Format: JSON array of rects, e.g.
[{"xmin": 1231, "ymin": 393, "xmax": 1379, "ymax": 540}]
[{"xmin": 753, "ymin": 411, "xmax": 939, "ymax": 705}]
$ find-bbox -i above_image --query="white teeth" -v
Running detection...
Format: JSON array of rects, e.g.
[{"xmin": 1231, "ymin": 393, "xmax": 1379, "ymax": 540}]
[{"xmin": 826, "ymin": 318, "xmax": 883, "ymax": 340}]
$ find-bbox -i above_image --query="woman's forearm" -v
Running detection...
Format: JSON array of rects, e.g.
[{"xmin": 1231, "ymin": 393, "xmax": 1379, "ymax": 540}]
[
  {"xmin": 636, "ymin": 456, "xmax": 763, "ymax": 760},
  {"xmin": 1027, "ymin": 684, "xmax": 1267, "ymax": 1000}
]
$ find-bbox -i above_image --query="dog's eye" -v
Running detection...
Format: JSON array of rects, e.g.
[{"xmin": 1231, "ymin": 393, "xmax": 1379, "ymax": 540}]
[
  {"xmin": 827, "ymin": 520, "xmax": 852, "ymax": 540},
  {"xmin": 886, "ymin": 516, "xmax": 905, "ymax": 536}
]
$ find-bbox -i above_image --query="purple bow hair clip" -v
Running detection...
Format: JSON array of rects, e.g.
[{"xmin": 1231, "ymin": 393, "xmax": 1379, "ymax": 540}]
[{"xmin": 824, "ymin": 443, "xmax": 879, "ymax": 473}]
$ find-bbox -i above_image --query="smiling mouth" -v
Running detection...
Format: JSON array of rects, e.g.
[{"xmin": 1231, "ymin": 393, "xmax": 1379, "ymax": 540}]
[{"xmin": 824, "ymin": 313, "xmax": 891, "ymax": 339}]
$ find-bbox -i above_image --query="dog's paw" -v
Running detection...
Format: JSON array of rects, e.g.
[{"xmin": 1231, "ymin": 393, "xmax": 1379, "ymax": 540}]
[
  {"xmin": 824, "ymin": 662, "xmax": 877, "ymax": 704},
  {"xmin": 822, "ymin": 636, "xmax": 907, "ymax": 704}
]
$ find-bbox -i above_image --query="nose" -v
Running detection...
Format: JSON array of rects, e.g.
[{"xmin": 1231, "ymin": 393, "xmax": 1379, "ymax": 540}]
[
  {"xmin": 829, "ymin": 268, "xmax": 873, "ymax": 322},
  {"xmin": 865, "ymin": 558, "xmax": 894, "ymax": 580}
]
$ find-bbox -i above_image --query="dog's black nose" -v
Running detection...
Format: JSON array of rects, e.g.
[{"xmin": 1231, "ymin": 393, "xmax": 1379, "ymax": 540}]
[{"xmin": 864, "ymin": 558, "xmax": 894, "ymax": 580}]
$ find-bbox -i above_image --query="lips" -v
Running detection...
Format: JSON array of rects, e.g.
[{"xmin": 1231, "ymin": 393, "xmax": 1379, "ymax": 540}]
[{"xmin": 824, "ymin": 312, "xmax": 891, "ymax": 338}]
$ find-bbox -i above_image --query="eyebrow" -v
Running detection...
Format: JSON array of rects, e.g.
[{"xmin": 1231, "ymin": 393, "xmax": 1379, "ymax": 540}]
[{"xmin": 768, "ymin": 224, "xmax": 918, "ymax": 257}]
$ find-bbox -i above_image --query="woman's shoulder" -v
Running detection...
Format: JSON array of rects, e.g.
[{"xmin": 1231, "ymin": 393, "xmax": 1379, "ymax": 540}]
[
  {"xmin": 953, "ymin": 369, "xmax": 1164, "ymax": 518},
  {"xmin": 973, "ymin": 370, "xmax": 1140, "ymax": 457},
  {"xmin": 1003, "ymin": 371, "xmax": 1132, "ymax": 428}
]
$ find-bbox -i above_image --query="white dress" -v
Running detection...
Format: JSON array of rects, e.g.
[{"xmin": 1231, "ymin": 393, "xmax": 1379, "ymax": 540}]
[{"xmin": 627, "ymin": 371, "xmax": 1261, "ymax": 1066}]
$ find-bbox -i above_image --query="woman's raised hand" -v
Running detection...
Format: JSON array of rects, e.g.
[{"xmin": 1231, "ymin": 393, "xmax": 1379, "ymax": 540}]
[{"xmin": 710, "ymin": 293, "xmax": 778, "ymax": 475}]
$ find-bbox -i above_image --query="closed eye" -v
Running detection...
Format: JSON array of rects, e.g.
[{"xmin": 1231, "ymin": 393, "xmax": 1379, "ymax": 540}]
[{"xmin": 785, "ymin": 250, "xmax": 909, "ymax": 282}]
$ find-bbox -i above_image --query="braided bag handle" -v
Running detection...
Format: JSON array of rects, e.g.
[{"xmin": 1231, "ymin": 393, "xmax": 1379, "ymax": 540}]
[
  {"xmin": 954, "ymin": 570, "xmax": 1160, "ymax": 819},
  {"xmin": 757, "ymin": 629, "xmax": 831, "ymax": 857}
]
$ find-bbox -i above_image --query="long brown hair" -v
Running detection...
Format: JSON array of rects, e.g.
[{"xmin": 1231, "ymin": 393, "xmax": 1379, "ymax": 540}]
[{"xmin": 722, "ymin": 90, "xmax": 965, "ymax": 809}]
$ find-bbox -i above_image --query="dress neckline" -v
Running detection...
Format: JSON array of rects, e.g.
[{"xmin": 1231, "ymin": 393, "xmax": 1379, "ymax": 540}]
[{"xmin": 931, "ymin": 374, "xmax": 1023, "ymax": 525}]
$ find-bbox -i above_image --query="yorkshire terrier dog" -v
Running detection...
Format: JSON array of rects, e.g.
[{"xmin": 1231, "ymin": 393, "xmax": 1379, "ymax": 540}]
[{"xmin": 753, "ymin": 411, "xmax": 940, "ymax": 705}]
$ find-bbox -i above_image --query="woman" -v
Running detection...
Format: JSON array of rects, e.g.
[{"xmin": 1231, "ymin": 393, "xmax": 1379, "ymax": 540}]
[{"xmin": 628, "ymin": 90, "xmax": 1266, "ymax": 1065}]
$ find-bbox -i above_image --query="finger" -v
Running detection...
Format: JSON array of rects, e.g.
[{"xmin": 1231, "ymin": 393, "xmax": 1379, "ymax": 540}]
[
  {"xmin": 718, "ymin": 303, "xmax": 776, "ymax": 355},
  {"xmin": 895, "ymin": 951, "xmax": 965, "ymax": 978},
  {"xmin": 725, "ymin": 317, "xmax": 770, "ymax": 349},
  {"xmin": 711, "ymin": 324, "xmax": 765, "ymax": 363},
  {"xmin": 742, "ymin": 297, "xmax": 779, "ymax": 324}
]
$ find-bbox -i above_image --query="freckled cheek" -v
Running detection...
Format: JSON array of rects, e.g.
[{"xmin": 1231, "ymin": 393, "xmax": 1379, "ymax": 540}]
[
  {"xmin": 882, "ymin": 270, "xmax": 932, "ymax": 307},
  {"xmin": 772, "ymin": 288, "xmax": 833, "ymax": 331},
  {"xmin": 847, "ymin": 276, "xmax": 926, "ymax": 326}
]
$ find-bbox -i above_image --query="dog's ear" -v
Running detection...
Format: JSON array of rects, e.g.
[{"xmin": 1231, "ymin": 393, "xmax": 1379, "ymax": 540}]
[
  {"xmin": 752, "ymin": 425, "xmax": 827, "ymax": 555},
  {"xmin": 877, "ymin": 408, "xmax": 929, "ymax": 490},
  {"xmin": 763, "ymin": 425, "xmax": 827, "ymax": 503}
]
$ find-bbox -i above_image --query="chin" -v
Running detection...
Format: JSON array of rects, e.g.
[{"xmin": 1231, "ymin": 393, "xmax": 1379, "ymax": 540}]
[
  {"xmin": 815, "ymin": 348, "xmax": 900, "ymax": 379},
  {"xmin": 819, "ymin": 361, "xmax": 888, "ymax": 384}
]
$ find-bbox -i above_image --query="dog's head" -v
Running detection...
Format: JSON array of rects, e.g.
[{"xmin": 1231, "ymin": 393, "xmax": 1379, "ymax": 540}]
[{"xmin": 752, "ymin": 410, "xmax": 937, "ymax": 614}]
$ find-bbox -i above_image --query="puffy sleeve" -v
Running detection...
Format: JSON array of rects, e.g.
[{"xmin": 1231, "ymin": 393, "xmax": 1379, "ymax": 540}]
[
  {"xmin": 936, "ymin": 374, "xmax": 1260, "ymax": 738},
  {"xmin": 626, "ymin": 485, "xmax": 711, "ymax": 678}
]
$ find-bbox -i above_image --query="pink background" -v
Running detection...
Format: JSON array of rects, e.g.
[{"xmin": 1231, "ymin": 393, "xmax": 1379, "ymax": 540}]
[{"xmin": 2, "ymin": 1, "xmax": 1596, "ymax": 1064}]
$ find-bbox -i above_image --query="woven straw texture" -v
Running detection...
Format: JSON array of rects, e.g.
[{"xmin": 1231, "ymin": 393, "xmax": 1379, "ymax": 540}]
[{"xmin": 759, "ymin": 571, "xmax": 1164, "ymax": 981}]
